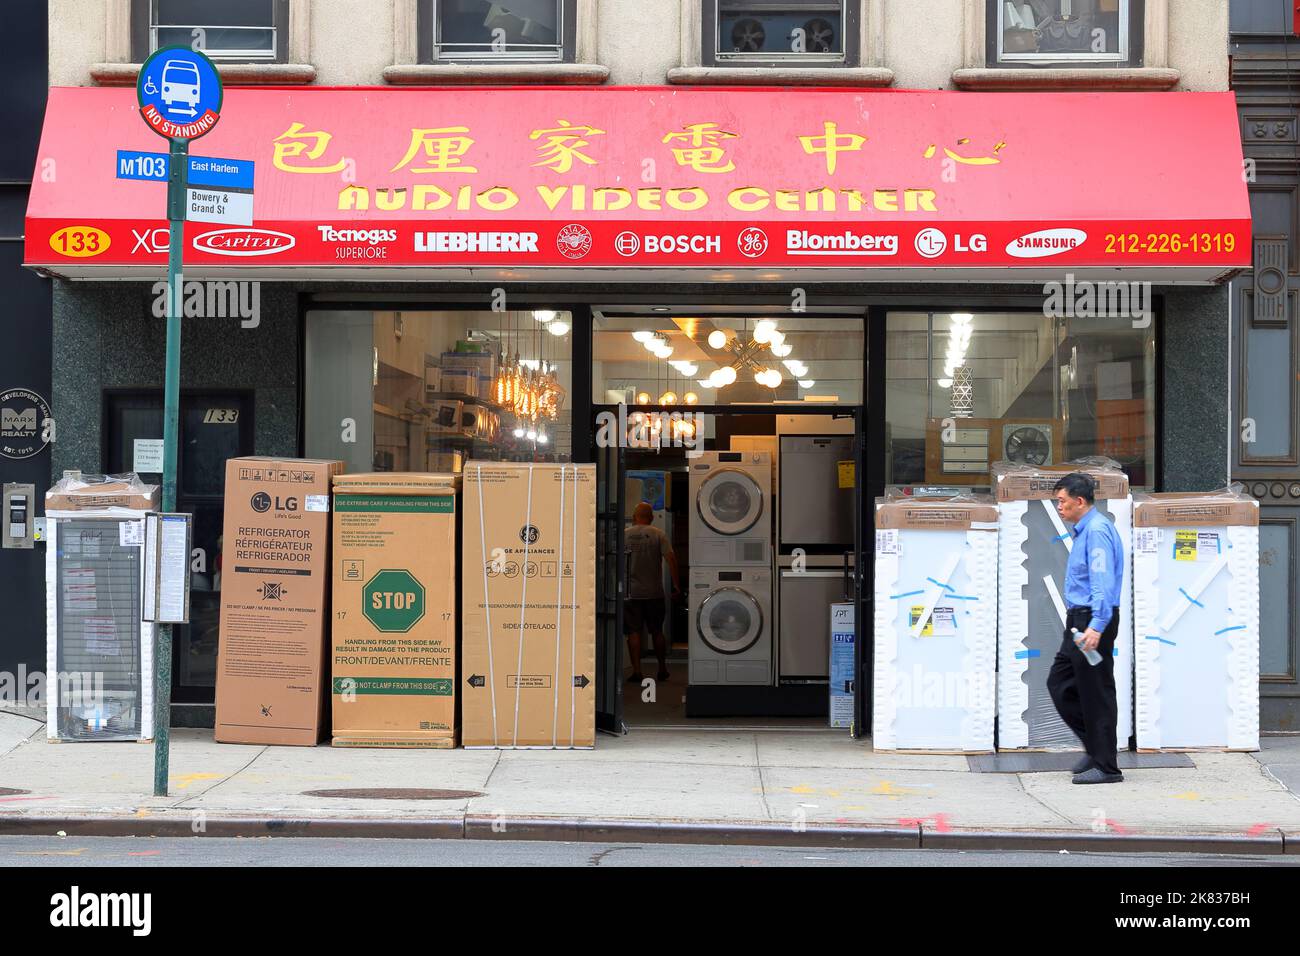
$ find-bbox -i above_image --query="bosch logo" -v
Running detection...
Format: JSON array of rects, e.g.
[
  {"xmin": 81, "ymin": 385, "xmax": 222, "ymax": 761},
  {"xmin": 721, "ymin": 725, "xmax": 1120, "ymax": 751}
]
[
  {"xmin": 614, "ymin": 232, "xmax": 641, "ymax": 256},
  {"xmin": 520, "ymin": 524, "xmax": 540, "ymax": 545},
  {"xmin": 914, "ymin": 228, "xmax": 948, "ymax": 259},
  {"xmin": 556, "ymin": 224, "xmax": 592, "ymax": 259},
  {"xmin": 194, "ymin": 228, "xmax": 295, "ymax": 257}
]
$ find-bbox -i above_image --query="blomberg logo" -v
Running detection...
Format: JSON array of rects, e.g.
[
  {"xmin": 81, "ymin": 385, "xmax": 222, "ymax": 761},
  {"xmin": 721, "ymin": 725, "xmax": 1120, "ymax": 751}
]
[
  {"xmin": 49, "ymin": 885, "xmax": 151, "ymax": 936},
  {"xmin": 786, "ymin": 230, "xmax": 898, "ymax": 256},
  {"xmin": 1006, "ymin": 228, "xmax": 1087, "ymax": 259},
  {"xmin": 193, "ymin": 228, "xmax": 296, "ymax": 257},
  {"xmin": 414, "ymin": 232, "xmax": 539, "ymax": 253},
  {"xmin": 318, "ymin": 226, "xmax": 397, "ymax": 244}
]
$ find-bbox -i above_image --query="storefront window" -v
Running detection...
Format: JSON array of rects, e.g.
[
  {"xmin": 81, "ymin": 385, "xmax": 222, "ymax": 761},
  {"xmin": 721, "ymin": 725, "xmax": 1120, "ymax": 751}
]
[
  {"xmin": 304, "ymin": 309, "xmax": 573, "ymax": 472},
  {"xmin": 593, "ymin": 313, "xmax": 863, "ymax": 407},
  {"xmin": 884, "ymin": 309, "xmax": 1156, "ymax": 489}
]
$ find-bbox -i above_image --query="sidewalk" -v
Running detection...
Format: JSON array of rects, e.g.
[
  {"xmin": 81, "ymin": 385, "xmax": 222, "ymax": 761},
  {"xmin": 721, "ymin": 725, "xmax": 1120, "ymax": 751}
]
[{"xmin": 2, "ymin": 710, "xmax": 1298, "ymax": 853}]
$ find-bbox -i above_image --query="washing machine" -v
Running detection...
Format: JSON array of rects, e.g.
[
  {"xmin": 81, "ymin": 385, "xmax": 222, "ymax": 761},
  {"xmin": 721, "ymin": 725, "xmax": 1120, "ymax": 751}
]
[
  {"xmin": 688, "ymin": 566, "xmax": 772, "ymax": 685},
  {"xmin": 689, "ymin": 450, "xmax": 771, "ymax": 566}
]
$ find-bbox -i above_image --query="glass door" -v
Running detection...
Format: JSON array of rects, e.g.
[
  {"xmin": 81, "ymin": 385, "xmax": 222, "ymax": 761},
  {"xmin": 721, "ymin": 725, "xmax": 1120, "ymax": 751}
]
[{"xmin": 594, "ymin": 434, "xmax": 625, "ymax": 734}]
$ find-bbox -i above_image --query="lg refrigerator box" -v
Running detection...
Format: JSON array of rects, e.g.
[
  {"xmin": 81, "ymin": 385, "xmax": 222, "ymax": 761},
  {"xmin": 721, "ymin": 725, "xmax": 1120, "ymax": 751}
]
[
  {"xmin": 1133, "ymin": 488, "xmax": 1260, "ymax": 752},
  {"xmin": 993, "ymin": 459, "xmax": 1133, "ymax": 752},
  {"xmin": 215, "ymin": 457, "xmax": 344, "ymax": 746},
  {"xmin": 873, "ymin": 496, "xmax": 999, "ymax": 753},
  {"xmin": 829, "ymin": 602, "xmax": 855, "ymax": 729},
  {"xmin": 331, "ymin": 473, "xmax": 459, "ymax": 748},
  {"xmin": 461, "ymin": 461, "xmax": 596, "ymax": 748}
]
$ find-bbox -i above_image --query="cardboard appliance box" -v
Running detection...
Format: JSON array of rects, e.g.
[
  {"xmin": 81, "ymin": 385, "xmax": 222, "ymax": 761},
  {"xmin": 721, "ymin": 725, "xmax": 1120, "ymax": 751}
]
[
  {"xmin": 215, "ymin": 457, "xmax": 344, "ymax": 746},
  {"xmin": 461, "ymin": 461, "xmax": 596, "ymax": 748},
  {"xmin": 331, "ymin": 473, "xmax": 459, "ymax": 748}
]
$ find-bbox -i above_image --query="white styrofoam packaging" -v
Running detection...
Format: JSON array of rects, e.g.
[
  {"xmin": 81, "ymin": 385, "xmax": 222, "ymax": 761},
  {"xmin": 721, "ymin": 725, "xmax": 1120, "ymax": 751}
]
[
  {"xmin": 1132, "ymin": 492, "xmax": 1260, "ymax": 751},
  {"xmin": 872, "ymin": 498, "xmax": 998, "ymax": 753},
  {"xmin": 829, "ymin": 602, "xmax": 854, "ymax": 729},
  {"xmin": 994, "ymin": 466, "xmax": 1133, "ymax": 751}
]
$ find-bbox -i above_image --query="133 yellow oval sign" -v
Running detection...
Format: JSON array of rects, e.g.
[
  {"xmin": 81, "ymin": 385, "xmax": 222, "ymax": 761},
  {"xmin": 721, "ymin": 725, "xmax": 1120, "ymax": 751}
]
[{"xmin": 49, "ymin": 226, "xmax": 110, "ymax": 258}]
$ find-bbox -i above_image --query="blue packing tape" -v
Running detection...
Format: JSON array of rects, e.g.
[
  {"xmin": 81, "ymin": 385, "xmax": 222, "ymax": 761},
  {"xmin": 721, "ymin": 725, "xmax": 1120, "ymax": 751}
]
[
  {"xmin": 926, "ymin": 577, "xmax": 956, "ymax": 592},
  {"xmin": 947, "ymin": 594, "xmax": 979, "ymax": 601},
  {"xmin": 1014, "ymin": 649, "xmax": 1041, "ymax": 659},
  {"xmin": 1215, "ymin": 625, "xmax": 1246, "ymax": 636},
  {"xmin": 890, "ymin": 589, "xmax": 925, "ymax": 600},
  {"xmin": 1178, "ymin": 587, "xmax": 1204, "ymax": 608},
  {"xmin": 1145, "ymin": 635, "xmax": 1177, "ymax": 646}
]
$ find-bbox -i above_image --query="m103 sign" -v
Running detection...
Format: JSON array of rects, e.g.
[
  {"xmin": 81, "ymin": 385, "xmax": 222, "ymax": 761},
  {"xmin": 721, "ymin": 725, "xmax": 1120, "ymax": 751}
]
[{"xmin": 25, "ymin": 87, "xmax": 1252, "ymax": 273}]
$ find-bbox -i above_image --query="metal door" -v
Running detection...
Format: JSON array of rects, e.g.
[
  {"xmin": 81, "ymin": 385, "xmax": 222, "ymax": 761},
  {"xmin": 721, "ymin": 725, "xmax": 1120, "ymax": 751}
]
[{"xmin": 594, "ymin": 435, "xmax": 625, "ymax": 734}]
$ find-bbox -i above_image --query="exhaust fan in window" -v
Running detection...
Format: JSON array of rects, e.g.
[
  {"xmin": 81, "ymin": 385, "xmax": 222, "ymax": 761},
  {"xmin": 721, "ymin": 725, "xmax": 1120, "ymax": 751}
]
[
  {"xmin": 1002, "ymin": 423, "xmax": 1054, "ymax": 467},
  {"xmin": 731, "ymin": 18, "xmax": 767, "ymax": 52}
]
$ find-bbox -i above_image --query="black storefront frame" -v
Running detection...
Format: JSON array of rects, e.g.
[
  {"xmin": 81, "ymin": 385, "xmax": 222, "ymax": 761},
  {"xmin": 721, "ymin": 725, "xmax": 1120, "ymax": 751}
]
[{"xmin": 294, "ymin": 287, "xmax": 1167, "ymax": 738}]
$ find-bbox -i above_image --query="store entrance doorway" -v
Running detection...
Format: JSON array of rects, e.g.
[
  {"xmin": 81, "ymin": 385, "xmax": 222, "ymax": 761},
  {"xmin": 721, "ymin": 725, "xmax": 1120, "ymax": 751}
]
[{"xmin": 592, "ymin": 403, "xmax": 868, "ymax": 737}]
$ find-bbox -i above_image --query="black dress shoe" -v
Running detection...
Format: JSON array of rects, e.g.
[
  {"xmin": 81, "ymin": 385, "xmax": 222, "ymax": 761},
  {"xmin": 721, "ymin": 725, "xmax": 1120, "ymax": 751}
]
[
  {"xmin": 1072, "ymin": 767, "xmax": 1123, "ymax": 785},
  {"xmin": 1071, "ymin": 756, "xmax": 1094, "ymax": 775}
]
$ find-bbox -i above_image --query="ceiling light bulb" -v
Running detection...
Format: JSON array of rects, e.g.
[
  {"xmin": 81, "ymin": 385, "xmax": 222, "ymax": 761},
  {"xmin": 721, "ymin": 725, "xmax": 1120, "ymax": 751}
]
[
  {"xmin": 936, "ymin": 378, "xmax": 953, "ymax": 388},
  {"xmin": 674, "ymin": 361, "xmax": 698, "ymax": 376},
  {"xmin": 767, "ymin": 330, "xmax": 785, "ymax": 348},
  {"xmin": 754, "ymin": 368, "xmax": 768, "ymax": 384},
  {"xmin": 716, "ymin": 366, "xmax": 737, "ymax": 385},
  {"xmin": 547, "ymin": 321, "xmax": 569, "ymax": 336},
  {"xmin": 684, "ymin": 391, "xmax": 699, "ymax": 405},
  {"xmin": 764, "ymin": 369, "xmax": 782, "ymax": 388},
  {"xmin": 752, "ymin": 324, "xmax": 773, "ymax": 345},
  {"xmin": 707, "ymin": 330, "xmax": 728, "ymax": 350},
  {"xmin": 707, "ymin": 370, "xmax": 726, "ymax": 387},
  {"xmin": 770, "ymin": 342, "xmax": 792, "ymax": 357},
  {"xmin": 798, "ymin": 379, "xmax": 815, "ymax": 389},
  {"xmin": 659, "ymin": 391, "xmax": 678, "ymax": 405},
  {"xmin": 951, "ymin": 313, "xmax": 974, "ymax": 325},
  {"xmin": 636, "ymin": 392, "xmax": 650, "ymax": 404},
  {"xmin": 513, "ymin": 426, "xmax": 525, "ymax": 438},
  {"xmin": 698, "ymin": 378, "xmax": 715, "ymax": 389},
  {"xmin": 534, "ymin": 310, "xmax": 556, "ymax": 324},
  {"xmin": 526, "ymin": 429, "xmax": 537, "ymax": 441},
  {"xmin": 537, "ymin": 431, "xmax": 549, "ymax": 444},
  {"xmin": 632, "ymin": 330, "xmax": 655, "ymax": 343},
  {"xmin": 655, "ymin": 345, "xmax": 673, "ymax": 358}
]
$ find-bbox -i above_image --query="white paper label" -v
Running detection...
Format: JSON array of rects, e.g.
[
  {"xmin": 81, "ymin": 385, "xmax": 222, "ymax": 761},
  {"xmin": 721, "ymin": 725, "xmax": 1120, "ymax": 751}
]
[
  {"xmin": 1134, "ymin": 528, "xmax": 1158, "ymax": 554},
  {"xmin": 119, "ymin": 520, "xmax": 143, "ymax": 547},
  {"xmin": 132, "ymin": 438, "xmax": 164, "ymax": 473},
  {"xmin": 83, "ymin": 617, "xmax": 120, "ymax": 657},
  {"xmin": 875, "ymin": 529, "xmax": 899, "ymax": 554},
  {"xmin": 157, "ymin": 515, "xmax": 189, "ymax": 623},
  {"xmin": 305, "ymin": 494, "xmax": 330, "ymax": 513}
]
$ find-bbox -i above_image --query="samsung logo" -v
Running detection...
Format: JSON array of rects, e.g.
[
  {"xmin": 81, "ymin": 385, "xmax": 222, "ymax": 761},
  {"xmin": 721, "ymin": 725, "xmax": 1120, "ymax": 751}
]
[{"xmin": 1006, "ymin": 228, "xmax": 1086, "ymax": 259}]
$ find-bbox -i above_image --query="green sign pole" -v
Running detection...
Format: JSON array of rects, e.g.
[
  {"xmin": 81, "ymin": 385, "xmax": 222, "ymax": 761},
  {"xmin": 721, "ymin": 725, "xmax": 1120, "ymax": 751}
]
[{"xmin": 154, "ymin": 136, "xmax": 188, "ymax": 797}]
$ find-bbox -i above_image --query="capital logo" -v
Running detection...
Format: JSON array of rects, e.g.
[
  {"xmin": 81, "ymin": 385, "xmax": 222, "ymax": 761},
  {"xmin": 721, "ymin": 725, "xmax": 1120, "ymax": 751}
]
[
  {"xmin": 738, "ymin": 227, "xmax": 769, "ymax": 258},
  {"xmin": 193, "ymin": 228, "xmax": 295, "ymax": 257},
  {"xmin": 614, "ymin": 231, "xmax": 641, "ymax": 257},
  {"xmin": 914, "ymin": 228, "xmax": 947, "ymax": 259},
  {"xmin": 556, "ymin": 224, "xmax": 592, "ymax": 259},
  {"xmin": 519, "ymin": 524, "xmax": 540, "ymax": 545},
  {"xmin": 251, "ymin": 492, "xmax": 272, "ymax": 513},
  {"xmin": 1006, "ymin": 228, "xmax": 1087, "ymax": 259}
]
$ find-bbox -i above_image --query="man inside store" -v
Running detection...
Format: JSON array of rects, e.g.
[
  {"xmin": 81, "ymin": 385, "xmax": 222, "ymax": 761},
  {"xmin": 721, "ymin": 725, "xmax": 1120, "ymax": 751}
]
[
  {"xmin": 624, "ymin": 501, "xmax": 680, "ymax": 685},
  {"xmin": 1047, "ymin": 473, "xmax": 1126, "ymax": 785}
]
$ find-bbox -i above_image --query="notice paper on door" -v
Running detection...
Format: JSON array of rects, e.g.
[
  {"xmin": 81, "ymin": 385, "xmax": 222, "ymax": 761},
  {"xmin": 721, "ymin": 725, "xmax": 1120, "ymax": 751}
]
[
  {"xmin": 909, "ymin": 605, "xmax": 956, "ymax": 637},
  {"xmin": 133, "ymin": 438, "xmax": 164, "ymax": 474}
]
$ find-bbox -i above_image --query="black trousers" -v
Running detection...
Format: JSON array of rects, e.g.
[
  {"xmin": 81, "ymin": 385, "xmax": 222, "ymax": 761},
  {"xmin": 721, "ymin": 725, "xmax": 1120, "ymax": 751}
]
[{"xmin": 1047, "ymin": 606, "xmax": 1120, "ymax": 776}]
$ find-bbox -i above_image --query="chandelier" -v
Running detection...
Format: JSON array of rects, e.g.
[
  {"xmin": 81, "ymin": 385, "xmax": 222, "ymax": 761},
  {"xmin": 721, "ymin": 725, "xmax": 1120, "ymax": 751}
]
[{"xmin": 493, "ymin": 311, "xmax": 566, "ymax": 439}]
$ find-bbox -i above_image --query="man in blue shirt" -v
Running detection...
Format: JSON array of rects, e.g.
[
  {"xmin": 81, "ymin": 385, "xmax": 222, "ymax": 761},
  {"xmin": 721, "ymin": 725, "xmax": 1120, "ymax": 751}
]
[{"xmin": 1047, "ymin": 473, "xmax": 1126, "ymax": 784}]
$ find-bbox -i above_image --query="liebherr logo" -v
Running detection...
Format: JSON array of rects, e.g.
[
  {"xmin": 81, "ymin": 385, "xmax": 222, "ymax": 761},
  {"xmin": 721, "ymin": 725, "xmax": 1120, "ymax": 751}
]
[
  {"xmin": 414, "ymin": 231, "xmax": 539, "ymax": 253},
  {"xmin": 50, "ymin": 885, "xmax": 152, "ymax": 936}
]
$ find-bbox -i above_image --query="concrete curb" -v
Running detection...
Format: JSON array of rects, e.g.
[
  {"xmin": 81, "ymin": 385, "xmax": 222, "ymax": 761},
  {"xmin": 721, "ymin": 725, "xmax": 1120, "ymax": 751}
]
[{"xmin": 0, "ymin": 812, "xmax": 1289, "ymax": 854}]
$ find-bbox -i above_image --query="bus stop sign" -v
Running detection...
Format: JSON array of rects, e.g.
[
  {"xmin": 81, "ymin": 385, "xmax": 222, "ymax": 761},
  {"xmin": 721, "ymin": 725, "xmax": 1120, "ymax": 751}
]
[{"xmin": 137, "ymin": 46, "xmax": 223, "ymax": 141}]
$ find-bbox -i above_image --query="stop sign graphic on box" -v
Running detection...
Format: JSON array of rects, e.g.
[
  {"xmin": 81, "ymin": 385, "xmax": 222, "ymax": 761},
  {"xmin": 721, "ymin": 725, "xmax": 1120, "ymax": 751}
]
[{"xmin": 363, "ymin": 569, "xmax": 425, "ymax": 632}]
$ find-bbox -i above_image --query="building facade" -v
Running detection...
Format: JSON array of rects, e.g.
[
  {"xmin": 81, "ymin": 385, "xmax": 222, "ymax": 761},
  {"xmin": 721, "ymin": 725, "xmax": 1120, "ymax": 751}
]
[{"xmin": 13, "ymin": 0, "xmax": 1280, "ymax": 731}]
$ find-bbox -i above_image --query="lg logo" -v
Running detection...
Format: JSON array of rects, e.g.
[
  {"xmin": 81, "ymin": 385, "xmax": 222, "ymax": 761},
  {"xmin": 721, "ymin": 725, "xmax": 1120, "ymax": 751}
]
[
  {"xmin": 914, "ymin": 228, "xmax": 986, "ymax": 259},
  {"xmin": 251, "ymin": 492, "xmax": 297, "ymax": 513}
]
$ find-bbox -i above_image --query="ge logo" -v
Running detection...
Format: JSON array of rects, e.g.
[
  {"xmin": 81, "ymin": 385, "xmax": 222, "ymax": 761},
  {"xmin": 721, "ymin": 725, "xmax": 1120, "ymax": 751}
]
[
  {"xmin": 519, "ymin": 524, "xmax": 540, "ymax": 544},
  {"xmin": 738, "ymin": 227, "xmax": 769, "ymax": 258},
  {"xmin": 251, "ymin": 492, "xmax": 271, "ymax": 513},
  {"xmin": 914, "ymin": 228, "xmax": 947, "ymax": 259},
  {"xmin": 614, "ymin": 231, "xmax": 641, "ymax": 256}
]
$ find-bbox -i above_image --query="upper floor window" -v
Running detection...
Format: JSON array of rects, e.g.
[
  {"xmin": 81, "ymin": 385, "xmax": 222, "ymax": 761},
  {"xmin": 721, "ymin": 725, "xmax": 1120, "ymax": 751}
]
[
  {"xmin": 702, "ymin": 1, "xmax": 861, "ymax": 67},
  {"xmin": 418, "ymin": 0, "xmax": 578, "ymax": 63},
  {"xmin": 133, "ymin": 0, "xmax": 288, "ymax": 62},
  {"xmin": 989, "ymin": 0, "xmax": 1143, "ymax": 67}
]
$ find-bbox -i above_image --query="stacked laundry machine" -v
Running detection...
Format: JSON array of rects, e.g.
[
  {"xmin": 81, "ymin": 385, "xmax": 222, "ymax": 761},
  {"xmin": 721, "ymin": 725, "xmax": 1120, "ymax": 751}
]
[{"xmin": 687, "ymin": 450, "xmax": 773, "ymax": 686}]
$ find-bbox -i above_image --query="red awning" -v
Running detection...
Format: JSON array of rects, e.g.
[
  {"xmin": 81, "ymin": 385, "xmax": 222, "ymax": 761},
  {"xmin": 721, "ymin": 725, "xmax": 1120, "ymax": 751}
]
[{"xmin": 25, "ymin": 85, "xmax": 1251, "ymax": 282}]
